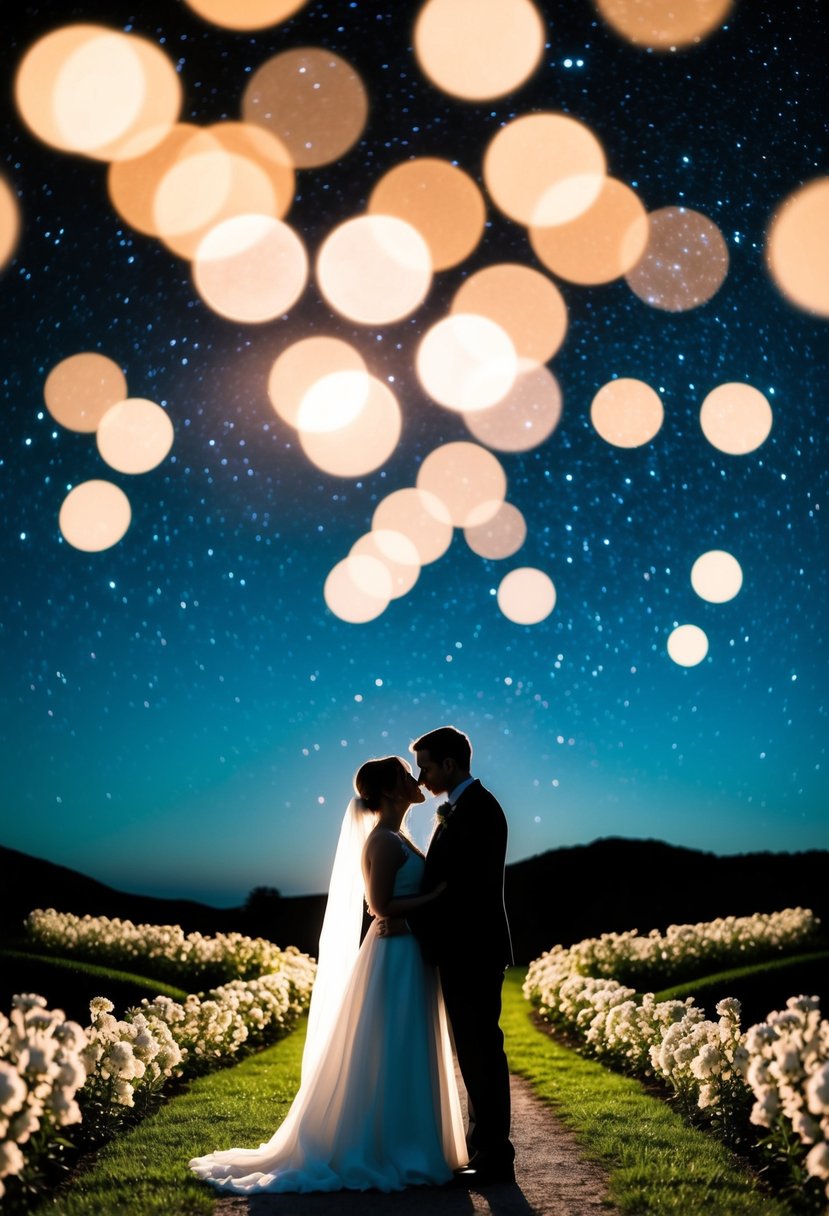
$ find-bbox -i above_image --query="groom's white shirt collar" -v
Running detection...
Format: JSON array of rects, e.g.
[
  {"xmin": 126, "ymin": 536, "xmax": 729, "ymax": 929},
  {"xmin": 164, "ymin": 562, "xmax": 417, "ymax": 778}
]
[{"xmin": 447, "ymin": 776, "xmax": 475, "ymax": 806}]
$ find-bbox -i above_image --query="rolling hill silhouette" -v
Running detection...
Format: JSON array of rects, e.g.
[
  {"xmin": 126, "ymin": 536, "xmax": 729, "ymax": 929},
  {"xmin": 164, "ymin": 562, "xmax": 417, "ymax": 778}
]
[{"xmin": 2, "ymin": 838, "xmax": 826, "ymax": 964}]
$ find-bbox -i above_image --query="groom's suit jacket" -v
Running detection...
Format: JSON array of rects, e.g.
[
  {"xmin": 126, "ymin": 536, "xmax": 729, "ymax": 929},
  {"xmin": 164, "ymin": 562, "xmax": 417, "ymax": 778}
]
[{"xmin": 411, "ymin": 779, "xmax": 513, "ymax": 969}]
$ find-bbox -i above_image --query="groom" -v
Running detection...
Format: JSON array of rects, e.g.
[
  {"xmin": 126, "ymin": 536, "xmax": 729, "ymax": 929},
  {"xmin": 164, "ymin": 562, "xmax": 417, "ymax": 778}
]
[{"xmin": 409, "ymin": 725, "xmax": 515, "ymax": 1185}]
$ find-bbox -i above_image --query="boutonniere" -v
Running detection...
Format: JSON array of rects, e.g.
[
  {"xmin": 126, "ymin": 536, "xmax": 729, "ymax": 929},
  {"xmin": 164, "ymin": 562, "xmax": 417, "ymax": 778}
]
[{"xmin": 436, "ymin": 801, "xmax": 456, "ymax": 826}]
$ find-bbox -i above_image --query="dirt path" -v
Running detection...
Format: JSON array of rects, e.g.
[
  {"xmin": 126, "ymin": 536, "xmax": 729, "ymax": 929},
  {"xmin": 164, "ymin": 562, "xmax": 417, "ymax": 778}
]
[{"xmin": 213, "ymin": 1070, "xmax": 618, "ymax": 1216}]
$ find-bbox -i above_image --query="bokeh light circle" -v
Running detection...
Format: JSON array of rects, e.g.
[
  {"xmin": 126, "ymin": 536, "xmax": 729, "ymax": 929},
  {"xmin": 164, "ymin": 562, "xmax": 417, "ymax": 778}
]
[
  {"xmin": 368, "ymin": 158, "xmax": 486, "ymax": 271},
  {"xmin": 267, "ymin": 337, "xmax": 366, "ymax": 429},
  {"xmin": 242, "ymin": 48, "xmax": 368, "ymax": 169},
  {"xmin": 324, "ymin": 555, "xmax": 391, "ymax": 623},
  {"xmin": 691, "ymin": 550, "xmax": 743, "ymax": 604},
  {"xmin": 296, "ymin": 370, "xmax": 371, "ymax": 434},
  {"xmin": 183, "ymin": 0, "xmax": 309, "ymax": 30},
  {"xmin": 193, "ymin": 214, "xmax": 308, "ymax": 323},
  {"xmin": 59, "ymin": 480, "xmax": 132, "ymax": 552},
  {"xmin": 16, "ymin": 25, "xmax": 181, "ymax": 162},
  {"xmin": 451, "ymin": 263, "xmax": 568, "ymax": 363},
  {"xmin": 463, "ymin": 361, "xmax": 562, "ymax": 452},
  {"xmin": 0, "ymin": 177, "xmax": 20, "ymax": 270},
  {"xmin": 625, "ymin": 206, "xmax": 729, "ymax": 311},
  {"xmin": 497, "ymin": 567, "xmax": 556, "ymax": 624},
  {"xmin": 699, "ymin": 383, "xmax": 773, "ymax": 455},
  {"xmin": 667, "ymin": 624, "xmax": 709, "ymax": 667},
  {"xmin": 530, "ymin": 177, "xmax": 649, "ymax": 285},
  {"xmin": 414, "ymin": 0, "xmax": 545, "ymax": 101},
  {"xmin": 416, "ymin": 314, "xmax": 517, "ymax": 412},
  {"xmin": 464, "ymin": 502, "xmax": 527, "ymax": 559},
  {"xmin": 483, "ymin": 113, "xmax": 606, "ymax": 227},
  {"xmin": 96, "ymin": 398, "xmax": 174, "ymax": 474},
  {"xmin": 299, "ymin": 376, "xmax": 401, "ymax": 477},
  {"xmin": 590, "ymin": 378, "xmax": 664, "ymax": 448},
  {"xmin": 766, "ymin": 178, "xmax": 829, "ymax": 318},
  {"xmin": 316, "ymin": 215, "xmax": 432, "ymax": 325},
  {"xmin": 593, "ymin": 0, "xmax": 733, "ymax": 50},
  {"xmin": 372, "ymin": 488, "xmax": 453, "ymax": 566},
  {"xmin": 44, "ymin": 353, "xmax": 128, "ymax": 433},
  {"xmin": 416, "ymin": 442, "xmax": 507, "ymax": 528},
  {"xmin": 350, "ymin": 530, "xmax": 421, "ymax": 599}
]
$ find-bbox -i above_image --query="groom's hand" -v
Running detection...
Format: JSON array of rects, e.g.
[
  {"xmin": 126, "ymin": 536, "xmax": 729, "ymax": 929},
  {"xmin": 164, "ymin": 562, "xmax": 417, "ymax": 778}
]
[{"xmin": 376, "ymin": 916, "xmax": 409, "ymax": 938}]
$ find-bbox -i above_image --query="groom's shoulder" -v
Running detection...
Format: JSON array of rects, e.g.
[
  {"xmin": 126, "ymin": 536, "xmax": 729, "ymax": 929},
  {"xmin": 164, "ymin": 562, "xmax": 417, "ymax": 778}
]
[{"xmin": 468, "ymin": 780, "xmax": 506, "ymax": 815}]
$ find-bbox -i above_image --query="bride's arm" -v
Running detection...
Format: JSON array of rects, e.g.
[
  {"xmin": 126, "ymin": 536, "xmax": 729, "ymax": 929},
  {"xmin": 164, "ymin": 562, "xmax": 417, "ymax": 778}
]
[{"xmin": 363, "ymin": 832, "xmax": 446, "ymax": 918}]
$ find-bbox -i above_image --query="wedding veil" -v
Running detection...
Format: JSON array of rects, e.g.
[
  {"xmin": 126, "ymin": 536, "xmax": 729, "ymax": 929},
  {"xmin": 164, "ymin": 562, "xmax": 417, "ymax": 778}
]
[{"xmin": 301, "ymin": 797, "xmax": 376, "ymax": 1083}]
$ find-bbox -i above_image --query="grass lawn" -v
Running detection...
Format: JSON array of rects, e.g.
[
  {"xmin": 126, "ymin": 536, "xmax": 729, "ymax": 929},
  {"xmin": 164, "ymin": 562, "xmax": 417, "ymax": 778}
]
[
  {"xmin": 31, "ymin": 1018, "xmax": 307, "ymax": 1216},
  {"xmin": 0, "ymin": 948, "xmax": 188, "ymax": 1022},
  {"xmin": 654, "ymin": 950, "xmax": 829, "ymax": 1024},
  {"xmin": 502, "ymin": 968, "xmax": 793, "ymax": 1216}
]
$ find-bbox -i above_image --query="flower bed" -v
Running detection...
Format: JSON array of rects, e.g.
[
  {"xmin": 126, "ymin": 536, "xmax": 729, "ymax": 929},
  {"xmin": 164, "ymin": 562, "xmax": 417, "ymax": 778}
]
[
  {"xmin": 1, "ymin": 920, "xmax": 316, "ymax": 1206},
  {"xmin": 525, "ymin": 908, "xmax": 827, "ymax": 1205}
]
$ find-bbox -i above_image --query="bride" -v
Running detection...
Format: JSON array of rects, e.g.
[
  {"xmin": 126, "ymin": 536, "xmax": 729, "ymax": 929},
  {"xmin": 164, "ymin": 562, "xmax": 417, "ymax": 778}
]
[{"xmin": 190, "ymin": 755, "xmax": 467, "ymax": 1193}]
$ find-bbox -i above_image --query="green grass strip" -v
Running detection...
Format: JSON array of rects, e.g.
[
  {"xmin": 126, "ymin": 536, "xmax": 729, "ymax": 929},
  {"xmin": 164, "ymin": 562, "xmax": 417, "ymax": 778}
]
[
  {"xmin": 654, "ymin": 949, "xmax": 829, "ymax": 1003},
  {"xmin": 32, "ymin": 1020, "xmax": 306, "ymax": 1216},
  {"xmin": 0, "ymin": 948, "xmax": 188, "ymax": 1001},
  {"xmin": 502, "ymin": 968, "xmax": 792, "ymax": 1216}
]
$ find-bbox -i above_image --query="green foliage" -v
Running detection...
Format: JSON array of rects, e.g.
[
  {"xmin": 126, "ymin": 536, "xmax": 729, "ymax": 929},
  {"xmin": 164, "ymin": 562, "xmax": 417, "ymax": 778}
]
[
  {"xmin": 29, "ymin": 1018, "xmax": 307, "ymax": 1216},
  {"xmin": 0, "ymin": 948, "xmax": 188, "ymax": 1023},
  {"xmin": 654, "ymin": 950, "xmax": 829, "ymax": 1023},
  {"xmin": 502, "ymin": 969, "xmax": 793, "ymax": 1216}
]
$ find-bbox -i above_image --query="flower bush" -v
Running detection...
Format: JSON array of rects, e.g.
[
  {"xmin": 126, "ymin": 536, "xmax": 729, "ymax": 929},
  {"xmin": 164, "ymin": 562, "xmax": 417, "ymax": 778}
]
[
  {"xmin": 2, "ymin": 915, "xmax": 317, "ymax": 1206},
  {"xmin": 24, "ymin": 908, "xmax": 314, "ymax": 988},
  {"xmin": 0, "ymin": 995, "xmax": 88, "ymax": 1202},
  {"xmin": 525, "ymin": 908, "xmax": 828, "ymax": 1204}
]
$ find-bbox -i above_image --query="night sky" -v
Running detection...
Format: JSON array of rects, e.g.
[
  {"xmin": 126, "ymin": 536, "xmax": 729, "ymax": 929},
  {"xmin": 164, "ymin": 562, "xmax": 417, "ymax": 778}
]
[{"xmin": 2, "ymin": 0, "xmax": 826, "ymax": 908}]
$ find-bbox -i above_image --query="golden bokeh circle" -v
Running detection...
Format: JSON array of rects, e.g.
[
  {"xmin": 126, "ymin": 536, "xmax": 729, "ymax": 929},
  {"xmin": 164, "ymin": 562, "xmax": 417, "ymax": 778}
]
[
  {"xmin": 483, "ymin": 113, "xmax": 606, "ymax": 227},
  {"xmin": 193, "ymin": 214, "xmax": 308, "ymax": 323},
  {"xmin": 699, "ymin": 383, "xmax": 773, "ymax": 455},
  {"xmin": 463, "ymin": 361, "xmax": 562, "ymax": 453},
  {"xmin": 667, "ymin": 624, "xmax": 709, "ymax": 667},
  {"xmin": 625, "ymin": 206, "xmax": 729, "ymax": 311},
  {"xmin": 690, "ymin": 550, "xmax": 743, "ymax": 604},
  {"xmin": 0, "ymin": 177, "xmax": 21, "ymax": 270},
  {"xmin": 497, "ymin": 567, "xmax": 556, "ymax": 624},
  {"xmin": 416, "ymin": 441, "xmax": 507, "ymax": 528},
  {"xmin": 593, "ymin": 0, "xmax": 733, "ymax": 50},
  {"xmin": 414, "ymin": 0, "xmax": 545, "ymax": 101},
  {"xmin": 530, "ymin": 177, "xmax": 649, "ymax": 285},
  {"xmin": 590, "ymin": 378, "xmax": 664, "ymax": 448},
  {"xmin": 299, "ymin": 376, "xmax": 402, "ymax": 477},
  {"xmin": 324, "ymin": 555, "xmax": 392, "ymax": 623},
  {"xmin": 464, "ymin": 502, "xmax": 527, "ymax": 560},
  {"xmin": 316, "ymin": 215, "xmax": 432, "ymax": 325},
  {"xmin": 451, "ymin": 263, "xmax": 568, "ymax": 363},
  {"xmin": 267, "ymin": 336, "xmax": 366, "ymax": 429},
  {"xmin": 242, "ymin": 47, "xmax": 368, "ymax": 169},
  {"xmin": 416, "ymin": 313, "xmax": 518, "ymax": 412},
  {"xmin": 368, "ymin": 158, "xmax": 486, "ymax": 271},
  {"xmin": 59, "ymin": 480, "xmax": 132, "ymax": 552},
  {"xmin": 350, "ymin": 530, "xmax": 421, "ymax": 600},
  {"xmin": 766, "ymin": 178, "xmax": 829, "ymax": 318},
  {"xmin": 96, "ymin": 398, "xmax": 174, "ymax": 474},
  {"xmin": 44, "ymin": 352, "xmax": 128, "ymax": 433},
  {"xmin": 372, "ymin": 488, "xmax": 454, "ymax": 566},
  {"xmin": 183, "ymin": 0, "xmax": 309, "ymax": 30}
]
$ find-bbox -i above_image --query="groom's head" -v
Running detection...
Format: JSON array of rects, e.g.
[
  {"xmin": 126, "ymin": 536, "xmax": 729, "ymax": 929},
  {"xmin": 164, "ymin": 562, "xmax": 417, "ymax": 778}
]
[{"xmin": 411, "ymin": 726, "xmax": 472, "ymax": 795}]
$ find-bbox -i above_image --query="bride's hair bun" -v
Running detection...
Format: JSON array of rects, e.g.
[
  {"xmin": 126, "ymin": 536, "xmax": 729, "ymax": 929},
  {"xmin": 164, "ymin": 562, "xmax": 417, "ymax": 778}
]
[
  {"xmin": 352, "ymin": 796, "xmax": 372, "ymax": 813},
  {"xmin": 353, "ymin": 755, "xmax": 404, "ymax": 811}
]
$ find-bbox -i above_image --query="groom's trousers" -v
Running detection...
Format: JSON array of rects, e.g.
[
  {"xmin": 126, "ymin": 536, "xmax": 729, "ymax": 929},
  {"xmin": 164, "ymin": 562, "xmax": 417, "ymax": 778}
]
[{"xmin": 439, "ymin": 961, "xmax": 514, "ymax": 1165}]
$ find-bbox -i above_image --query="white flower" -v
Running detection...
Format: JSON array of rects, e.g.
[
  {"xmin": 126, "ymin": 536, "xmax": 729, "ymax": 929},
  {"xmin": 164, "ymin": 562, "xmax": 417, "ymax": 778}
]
[
  {"xmin": 0, "ymin": 1063, "xmax": 26, "ymax": 1117},
  {"xmin": 807, "ymin": 1062, "xmax": 829, "ymax": 1116},
  {"xmin": 792, "ymin": 1111, "xmax": 821, "ymax": 1144},
  {"xmin": 0, "ymin": 1139, "xmax": 25, "ymax": 1179},
  {"xmin": 805, "ymin": 1141, "xmax": 829, "ymax": 1180}
]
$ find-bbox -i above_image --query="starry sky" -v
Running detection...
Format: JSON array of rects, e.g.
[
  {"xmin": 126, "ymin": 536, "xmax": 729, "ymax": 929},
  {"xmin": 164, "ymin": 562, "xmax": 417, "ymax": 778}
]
[{"xmin": 1, "ymin": 0, "xmax": 826, "ymax": 907}]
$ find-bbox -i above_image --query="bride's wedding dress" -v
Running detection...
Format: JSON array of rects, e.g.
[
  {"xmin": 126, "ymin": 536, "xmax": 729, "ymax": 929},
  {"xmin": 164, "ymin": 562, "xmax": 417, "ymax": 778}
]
[{"xmin": 190, "ymin": 840, "xmax": 466, "ymax": 1193}]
